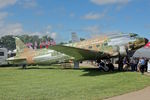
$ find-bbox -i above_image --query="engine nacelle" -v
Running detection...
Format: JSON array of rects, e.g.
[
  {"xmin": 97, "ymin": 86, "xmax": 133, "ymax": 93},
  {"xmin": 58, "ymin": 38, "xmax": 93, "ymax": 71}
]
[{"xmin": 119, "ymin": 46, "xmax": 127, "ymax": 56}]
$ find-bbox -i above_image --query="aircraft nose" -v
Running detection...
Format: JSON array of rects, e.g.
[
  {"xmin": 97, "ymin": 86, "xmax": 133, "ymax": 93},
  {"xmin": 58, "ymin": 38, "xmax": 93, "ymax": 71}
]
[
  {"xmin": 144, "ymin": 38, "xmax": 149, "ymax": 44},
  {"xmin": 128, "ymin": 37, "xmax": 148, "ymax": 50},
  {"xmin": 133, "ymin": 37, "xmax": 148, "ymax": 49}
]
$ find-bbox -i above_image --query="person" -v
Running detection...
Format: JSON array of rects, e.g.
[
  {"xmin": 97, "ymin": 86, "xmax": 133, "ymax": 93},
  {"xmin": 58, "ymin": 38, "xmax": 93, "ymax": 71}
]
[
  {"xmin": 144, "ymin": 58, "xmax": 148, "ymax": 71},
  {"xmin": 138, "ymin": 58, "xmax": 145, "ymax": 75},
  {"xmin": 148, "ymin": 59, "xmax": 150, "ymax": 72},
  {"xmin": 118, "ymin": 56, "xmax": 123, "ymax": 71},
  {"xmin": 130, "ymin": 57, "xmax": 134, "ymax": 71},
  {"xmin": 106, "ymin": 59, "xmax": 114, "ymax": 71},
  {"xmin": 130, "ymin": 57, "xmax": 137, "ymax": 71},
  {"xmin": 123, "ymin": 57, "xmax": 129, "ymax": 71},
  {"xmin": 96, "ymin": 59, "xmax": 101, "ymax": 66},
  {"xmin": 134, "ymin": 58, "xmax": 139, "ymax": 71}
]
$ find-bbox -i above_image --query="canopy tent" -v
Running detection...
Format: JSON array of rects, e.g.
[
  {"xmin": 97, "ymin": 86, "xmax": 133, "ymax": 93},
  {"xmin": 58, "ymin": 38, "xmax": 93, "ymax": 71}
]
[
  {"xmin": 133, "ymin": 48, "xmax": 150, "ymax": 58},
  {"xmin": 133, "ymin": 42, "xmax": 150, "ymax": 58}
]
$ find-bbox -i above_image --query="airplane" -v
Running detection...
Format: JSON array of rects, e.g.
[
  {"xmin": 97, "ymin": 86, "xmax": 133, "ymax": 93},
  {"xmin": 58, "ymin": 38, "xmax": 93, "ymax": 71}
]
[
  {"xmin": 49, "ymin": 33, "xmax": 148, "ymax": 68},
  {"xmin": 7, "ymin": 33, "xmax": 148, "ymax": 69},
  {"xmin": 7, "ymin": 37, "xmax": 74, "ymax": 68}
]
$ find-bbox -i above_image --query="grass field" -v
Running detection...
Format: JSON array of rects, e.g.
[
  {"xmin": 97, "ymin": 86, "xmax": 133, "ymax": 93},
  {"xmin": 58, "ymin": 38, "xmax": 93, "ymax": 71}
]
[{"xmin": 0, "ymin": 66, "xmax": 150, "ymax": 100}]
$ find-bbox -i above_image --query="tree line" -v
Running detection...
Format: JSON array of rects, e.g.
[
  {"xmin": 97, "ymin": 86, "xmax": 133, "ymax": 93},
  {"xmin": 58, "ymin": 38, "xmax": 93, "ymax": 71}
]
[
  {"xmin": 0, "ymin": 35, "xmax": 54, "ymax": 51},
  {"xmin": 0, "ymin": 35, "xmax": 86, "ymax": 51}
]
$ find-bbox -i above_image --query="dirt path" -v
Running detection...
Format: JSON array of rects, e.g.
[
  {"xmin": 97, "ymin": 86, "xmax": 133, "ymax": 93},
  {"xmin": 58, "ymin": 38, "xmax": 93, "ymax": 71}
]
[{"xmin": 104, "ymin": 86, "xmax": 150, "ymax": 100}]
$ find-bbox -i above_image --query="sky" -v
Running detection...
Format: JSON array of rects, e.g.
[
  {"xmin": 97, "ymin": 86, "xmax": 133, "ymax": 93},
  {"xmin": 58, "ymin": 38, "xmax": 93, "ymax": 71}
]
[{"xmin": 0, "ymin": 0, "xmax": 150, "ymax": 42}]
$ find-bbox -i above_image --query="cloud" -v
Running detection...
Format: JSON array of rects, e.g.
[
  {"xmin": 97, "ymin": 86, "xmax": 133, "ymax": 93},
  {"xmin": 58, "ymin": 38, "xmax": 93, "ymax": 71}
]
[
  {"xmin": 50, "ymin": 32, "xmax": 57, "ymax": 39},
  {"xmin": 46, "ymin": 25, "xmax": 52, "ymax": 31},
  {"xmin": 0, "ymin": 23, "xmax": 23, "ymax": 36},
  {"xmin": 82, "ymin": 9, "xmax": 108, "ymax": 20},
  {"xmin": 44, "ymin": 26, "xmax": 57, "ymax": 40},
  {"xmin": 30, "ymin": 31, "xmax": 58, "ymax": 41},
  {"xmin": 70, "ymin": 13, "xmax": 75, "ymax": 18},
  {"xmin": 0, "ymin": 12, "xmax": 23, "ymax": 37},
  {"xmin": 19, "ymin": 0, "xmax": 37, "ymax": 8},
  {"xmin": 144, "ymin": 24, "xmax": 150, "ymax": 30},
  {"xmin": 0, "ymin": 12, "xmax": 8, "ymax": 21},
  {"xmin": 0, "ymin": 0, "xmax": 39, "ymax": 37},
  {"xmin": 35, "ymin": 10, "xmax": 44, "ymax": 16},
  {"xmin": 83, "ymin": 25, "xmax": 101, "ymax": 34},
  {"xmin": 90, "ymin": 0, "xmax": 131, "ymax": 5},
  {"xmin": 82, "ymin": 12, "xmax": 104, "ymax": 20},
  {"xmin": 0, "ymin": 0, "xmax": 17, "ymax": 9}
]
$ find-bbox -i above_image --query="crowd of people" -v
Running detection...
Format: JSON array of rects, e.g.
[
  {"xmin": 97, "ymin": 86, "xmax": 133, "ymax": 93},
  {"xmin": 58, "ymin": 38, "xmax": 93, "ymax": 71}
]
[
  {"xmin": 97, "ymin": 57, "xmax": 150, "ymax": 75},
  {"xmin": 123, "ymin": 57, "xmax": 149, "ymax": 75}
]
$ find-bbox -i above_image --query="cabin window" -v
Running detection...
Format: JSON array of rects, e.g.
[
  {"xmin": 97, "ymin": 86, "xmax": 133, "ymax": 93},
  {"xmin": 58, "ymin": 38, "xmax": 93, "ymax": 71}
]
[
  {"xmin": 96, "ymin": 45, "xmax": 100, "ymax": 48},
  {"xmin": 88, "ymin": 46, "xmax": 92, "ymax": 49},
  {"xmin": 0, "ymin": 52, "xmax": 4, "ymax": 56},
  {"xmin": 103, "ymin": 42, "xmax": 108, "ymax": 46}
]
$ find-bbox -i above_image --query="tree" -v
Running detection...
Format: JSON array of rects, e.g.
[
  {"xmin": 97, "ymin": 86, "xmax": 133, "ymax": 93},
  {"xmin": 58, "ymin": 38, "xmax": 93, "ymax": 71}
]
[
  {"xmin": 0, "ymin": 34, "xmax": 55, "ymax": 50},
  {"xmin": 59, "ymin": 42, "xmax": 67, "ymax": 45},
  {"xmin": 0, "ymin": 35, "xmax": 15, "ymax": 50},
  {"xmin": 41, "ymin": 35, "xmax": 53, "ymax": 42},
  {"xmin": 68, "ymin": 40, "xmax": 72, "ymax": 43}
]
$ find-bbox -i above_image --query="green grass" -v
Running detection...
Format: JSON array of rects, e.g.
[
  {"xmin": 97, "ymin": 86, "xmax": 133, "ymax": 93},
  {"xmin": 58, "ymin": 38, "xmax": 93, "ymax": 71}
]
[{"xmin": 0, "ymin": 66, "xmax": 150, "ymax": 100}]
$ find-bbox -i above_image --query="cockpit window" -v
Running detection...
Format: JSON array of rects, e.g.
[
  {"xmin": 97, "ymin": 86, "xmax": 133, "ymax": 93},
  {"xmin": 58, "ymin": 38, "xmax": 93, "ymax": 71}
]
[
  {"xmin": 88, "ymin": 46, "xmax": 92, "ymax": 49},
  {"xmin": 129, "ymin": 33, "xmax": 138, "ymax": 38}
]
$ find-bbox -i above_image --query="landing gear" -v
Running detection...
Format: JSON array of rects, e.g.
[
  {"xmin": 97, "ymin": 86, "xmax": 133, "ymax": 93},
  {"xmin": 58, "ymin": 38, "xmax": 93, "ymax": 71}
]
[
  {"xmin": 98, "ymin": 60, "xmax": 109, "ymax": 72},
  {"xmin": 99, "ymin": 64, "xmax": 109, "ymax": 72},
  {"xmin": 22, "ymin": 64, "xmax": 27, "ymax": 69},
  {"xmin": 74, "ymin": 61, "xmax": 79, "ymax": 69}
]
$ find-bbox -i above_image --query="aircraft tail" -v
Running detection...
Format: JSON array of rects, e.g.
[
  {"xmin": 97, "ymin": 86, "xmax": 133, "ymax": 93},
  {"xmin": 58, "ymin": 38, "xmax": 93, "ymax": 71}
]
[{"xmin": 15, "ymin": 37, "xmax": 29, "ymax": 53}]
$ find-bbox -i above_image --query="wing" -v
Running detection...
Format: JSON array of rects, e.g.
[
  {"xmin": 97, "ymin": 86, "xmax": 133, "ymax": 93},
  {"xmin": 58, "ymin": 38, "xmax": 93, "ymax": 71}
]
[{"xmin": 49, "ymin": 45, "xmax": 110, "ymax": 61}]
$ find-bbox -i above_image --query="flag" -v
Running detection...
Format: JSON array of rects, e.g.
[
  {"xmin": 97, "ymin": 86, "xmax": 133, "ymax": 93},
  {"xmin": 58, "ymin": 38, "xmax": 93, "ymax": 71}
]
[
  {"xmin": 46, "ymin": 45, "xmax": 49, "ymax": 49},
  {"xmin": 26, "ymin": 43, "xmax": 33, "ymax": 48},
  {"xmin": 51, "ymin": 41, "xmax": 56, "ymax": 46},
  {"xmin": 47, "ymin": 41, "xmax": 51, "ymax": 45},
  {"xmin": 40, "ymin": 42, "xmax": 42, "ymax": 49}
]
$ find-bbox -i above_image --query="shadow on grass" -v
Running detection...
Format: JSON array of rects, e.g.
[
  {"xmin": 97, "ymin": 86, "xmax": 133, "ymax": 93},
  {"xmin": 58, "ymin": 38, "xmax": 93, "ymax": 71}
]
[
  {"xmin": 0, "ymin": 64, "xmax": 17, "ymax": 67},
  {"xmin": 15, "ymin": 64, "xmax": 62, "ymax": 70},
  {"xmin": 53, "ymin": 67, "xmax": 123, "ymax": 76},
  {"xmin": 17, "ymin": 66, "xmax": 61, "ymax": 70},
  {"xmin": 80, "ymin": 68, "xmax": 123, "ymax": 76},
  {"xmin": 21, "ymin": 67, "xmax": 56, "ymax": 70},
  {"xmin": 15, "ymin": 66, "xmax": 124, "ymax": 76}
]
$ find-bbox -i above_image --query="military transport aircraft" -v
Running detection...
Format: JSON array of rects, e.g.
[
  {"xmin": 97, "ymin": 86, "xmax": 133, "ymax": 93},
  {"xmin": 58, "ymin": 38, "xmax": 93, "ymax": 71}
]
[
  {"xmin": 49, "ymin": 33, "xmax": 148, "ymax": 68},
  {"xmin": 7, "ymin": 33, "xmax": 148, "ymax": 69}
]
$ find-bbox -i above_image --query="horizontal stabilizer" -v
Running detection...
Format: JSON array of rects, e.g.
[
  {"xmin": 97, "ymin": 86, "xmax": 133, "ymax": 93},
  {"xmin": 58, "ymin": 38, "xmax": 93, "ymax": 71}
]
[{"xmin": 7, "ymin": 57, "xmax": 26, "ymax": 61}]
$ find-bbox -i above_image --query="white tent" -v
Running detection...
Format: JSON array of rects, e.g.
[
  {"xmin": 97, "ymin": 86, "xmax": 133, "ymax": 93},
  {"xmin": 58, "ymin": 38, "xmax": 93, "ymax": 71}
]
[{"xmin": 133, "ymin": 47, "xmax": 150, "ymax": 59}]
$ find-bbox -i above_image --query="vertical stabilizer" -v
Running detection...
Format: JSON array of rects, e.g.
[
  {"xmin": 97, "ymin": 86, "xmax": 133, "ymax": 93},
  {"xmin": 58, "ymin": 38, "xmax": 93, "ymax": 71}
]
[{"xmin": 15, "ymin": 37, "xmax": 28, "ymax": 53}]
